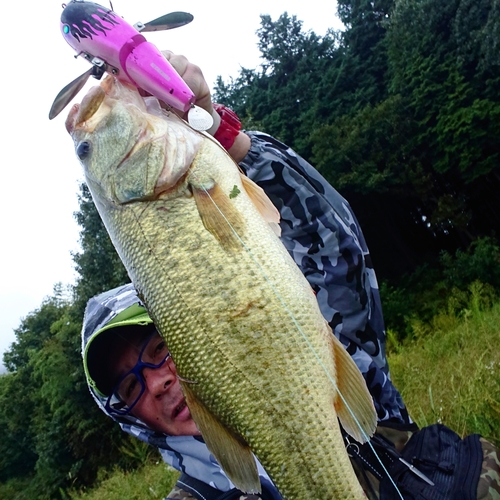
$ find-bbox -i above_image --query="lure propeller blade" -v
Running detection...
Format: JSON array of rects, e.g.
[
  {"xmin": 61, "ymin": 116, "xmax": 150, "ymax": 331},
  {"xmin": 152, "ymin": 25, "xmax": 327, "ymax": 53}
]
[
  {"xmin": 49, "ymin": 67, "xmax": 93, "ymax": 120},
  {"xmin": 140, "ymin": 12, "xmax": 194, "ymax": 32}
]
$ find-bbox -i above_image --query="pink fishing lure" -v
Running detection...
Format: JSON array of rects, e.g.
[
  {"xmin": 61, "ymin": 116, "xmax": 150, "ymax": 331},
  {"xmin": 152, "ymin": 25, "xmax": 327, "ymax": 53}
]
[{"xmin": 60, "ymin": 1, "xmax": 195, "ymax": 111}]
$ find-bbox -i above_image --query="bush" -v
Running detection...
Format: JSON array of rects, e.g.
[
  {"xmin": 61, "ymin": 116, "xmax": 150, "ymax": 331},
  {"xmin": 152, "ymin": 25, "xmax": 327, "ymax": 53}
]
[
  {"xmin": 381, "ymin": 236, "xmax": 500, "ymax": 340},
  {"xmin": 389, "ymin": 299, "xmax": 500, "ymax": 444},
  {"xmin": 67, "ymin": 462, "xmax": 178, "ymax": 500}
]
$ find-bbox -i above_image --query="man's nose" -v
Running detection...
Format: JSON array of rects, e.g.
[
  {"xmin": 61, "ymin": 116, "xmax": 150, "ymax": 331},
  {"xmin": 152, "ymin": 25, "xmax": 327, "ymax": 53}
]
[{"xmin": 143, "ymin": 360, "xmax": 176, "ymax": 397}]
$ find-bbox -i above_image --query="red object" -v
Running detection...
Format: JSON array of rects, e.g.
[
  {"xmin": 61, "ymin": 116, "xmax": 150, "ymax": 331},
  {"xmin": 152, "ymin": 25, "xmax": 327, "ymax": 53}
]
[{"xmin": 213, "ymin": 104, "xmax": 242, "ymax": 150}]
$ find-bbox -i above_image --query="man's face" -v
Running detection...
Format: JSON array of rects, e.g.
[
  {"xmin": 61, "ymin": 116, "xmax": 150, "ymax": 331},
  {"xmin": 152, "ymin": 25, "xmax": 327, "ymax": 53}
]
[{"xmin": 110, "ymin": 331, "xmax": 201, "ymax": 436}]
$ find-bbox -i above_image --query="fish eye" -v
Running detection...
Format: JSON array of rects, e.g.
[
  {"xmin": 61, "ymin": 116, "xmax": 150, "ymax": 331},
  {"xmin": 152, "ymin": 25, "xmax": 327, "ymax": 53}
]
[{"xmin": 77, "ymin": 141, "xmax": 91, "ymax": 160}]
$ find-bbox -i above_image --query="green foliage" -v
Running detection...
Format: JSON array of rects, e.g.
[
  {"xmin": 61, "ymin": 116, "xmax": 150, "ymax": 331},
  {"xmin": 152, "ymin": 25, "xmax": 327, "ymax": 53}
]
[
  {"xmin": 30, "ymin": 311, "xmax": 126, "ymax": 497},
  {"xmin": 334, "ymin": 0, "xmax": 394, "ymax": 108},
  {"xmin": 216, "ymin": 0, "xmax": 500, "ymax": 279},
  {"xmin": 213, "ymin": 13, "xmax": 340, "ymax": 158},
  {"xmin": 311, "ymin": 95, "xmax": 416, "ymax": 193},
  {"xmin": 380, "ymin": 264, "xmax": 446, "ymax": 337},
  {"xmin": 0, "ymin": 292, "xmax": 127, "ymax": 498},
  {"xmin": 389, "ymin": 294, "xmax": 500, "ymax": 444},
  {"xmin": 381, "ymin": 236, "xmax": 500, "ymax": 342},
  {"xmin": 118, "ymin": 436, "xmax": 159, "ymax": 470},
  {"xmin": 67, "ymin": 463, "xmax": 178, "ymax": 500},
  {"xmin": 384, "ymin": 0, "xmax": 500, "ymax": 237},
  {"xmin": 3, "ymin": 286, "xmax": 71, "ymax": 372},
  {"xmin": 72, "ymin": 183, "xmax": 129, "ymax": 316},
  {"xmin": 0, "ymin": 291, "xmax": 72, "ymax": 487},
  {"xmin": 0, "ymin": 183, "xmax": 133, "ymax": 498},
  {"xmin": 441, "ymin": 236, "xmax": 500, "ymax": 289},
  {"xmin": 0, "ymin": 372, "xmax": 38, "ymax": 482},
  {"xmin": 0, "ymin": 476, "xmax": 35, "ymax": 500}
]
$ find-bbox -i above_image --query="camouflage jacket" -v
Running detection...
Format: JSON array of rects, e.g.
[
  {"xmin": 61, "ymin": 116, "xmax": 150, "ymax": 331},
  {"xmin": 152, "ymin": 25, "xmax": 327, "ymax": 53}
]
[{"xmin": 165, "ymin": 434, "xmax": 500, "ymax": 500}]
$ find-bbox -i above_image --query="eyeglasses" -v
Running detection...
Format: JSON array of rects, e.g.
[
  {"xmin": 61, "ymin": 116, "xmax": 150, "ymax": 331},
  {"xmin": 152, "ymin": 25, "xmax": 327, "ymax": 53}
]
[{"xmin": 105, "ymin": 330, "xmax": 172, "ymax": 416}]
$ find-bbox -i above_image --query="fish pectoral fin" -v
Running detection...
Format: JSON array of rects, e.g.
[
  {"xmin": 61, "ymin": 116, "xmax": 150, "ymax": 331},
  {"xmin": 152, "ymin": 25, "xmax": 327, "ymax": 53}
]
[
  {"xmin": 180, "ymin": 382, "xmax": 261, "ymax": 495},
  {"xmin": 240, "ymin": 174, "xmax": 281, "ymax": 237},
  {"xmin": 330, "ymin": 330, "xmax": 377, "ymax": 444},
  {"xmin": 191, "ymin": 182, "xmax": 245, "ymax": 251}
]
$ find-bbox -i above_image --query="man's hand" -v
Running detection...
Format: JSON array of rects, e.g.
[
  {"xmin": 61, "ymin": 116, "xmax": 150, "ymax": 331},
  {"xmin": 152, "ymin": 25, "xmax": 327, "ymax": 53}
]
[{"xmin": 161, "ymin": 50, "xmax": 251, "ymax": 163}]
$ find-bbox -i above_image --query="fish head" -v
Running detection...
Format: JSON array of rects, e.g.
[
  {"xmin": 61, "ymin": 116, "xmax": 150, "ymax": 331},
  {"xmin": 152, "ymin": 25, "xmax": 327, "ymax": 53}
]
[{"xmin": 66, "ymin": 75, "xmax": 203, "ymax": 206}]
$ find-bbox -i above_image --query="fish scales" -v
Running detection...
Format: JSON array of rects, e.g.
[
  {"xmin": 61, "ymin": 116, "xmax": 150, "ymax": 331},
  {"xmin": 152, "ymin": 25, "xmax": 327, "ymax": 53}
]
[{"xmin": 67, "ymin": 76, "xmax": 376, "ymax": 499}]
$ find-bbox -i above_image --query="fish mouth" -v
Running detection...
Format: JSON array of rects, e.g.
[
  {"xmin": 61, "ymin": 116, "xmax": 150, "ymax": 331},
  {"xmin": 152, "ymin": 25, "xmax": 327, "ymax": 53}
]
[{"xmin": 66, "ymin": 76, "xmax": 147, "ymax": 135}]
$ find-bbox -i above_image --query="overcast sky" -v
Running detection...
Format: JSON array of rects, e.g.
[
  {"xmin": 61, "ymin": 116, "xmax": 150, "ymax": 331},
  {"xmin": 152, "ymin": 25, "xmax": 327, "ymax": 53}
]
[{"xmin": 0, "ymin": 0, "xmax": 342, "ymax": 370}]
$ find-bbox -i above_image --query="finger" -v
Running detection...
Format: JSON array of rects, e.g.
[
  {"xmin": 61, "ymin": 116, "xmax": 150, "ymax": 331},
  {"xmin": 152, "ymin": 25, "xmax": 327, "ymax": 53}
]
[{"xmin": 162, "ymin": 51, "xmax": 189, "ymax": 78}]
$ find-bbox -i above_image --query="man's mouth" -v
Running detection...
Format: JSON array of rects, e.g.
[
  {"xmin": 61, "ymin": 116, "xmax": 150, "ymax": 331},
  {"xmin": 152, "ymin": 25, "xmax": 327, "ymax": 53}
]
[{"xmin": 173, "ymin": 399, "xmax": 188, "ymax": 418}]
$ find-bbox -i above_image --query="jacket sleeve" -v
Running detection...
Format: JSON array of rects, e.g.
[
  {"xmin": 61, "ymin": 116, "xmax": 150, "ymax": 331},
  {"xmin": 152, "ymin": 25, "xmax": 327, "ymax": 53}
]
[{"xmin": 238, "ymin": 131, "xmax": 410, "ymax": 425}]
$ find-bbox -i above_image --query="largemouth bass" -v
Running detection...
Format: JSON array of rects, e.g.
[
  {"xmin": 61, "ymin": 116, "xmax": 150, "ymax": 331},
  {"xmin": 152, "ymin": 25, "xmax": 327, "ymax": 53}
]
[{"xmin": 66, "ymin": 76, "xmax": 377, "ymax": 499}]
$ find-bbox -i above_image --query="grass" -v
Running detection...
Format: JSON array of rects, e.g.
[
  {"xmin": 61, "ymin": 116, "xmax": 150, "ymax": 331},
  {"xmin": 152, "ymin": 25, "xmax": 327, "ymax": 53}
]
[
  {"xmin": 388, "ymin": 289, "xmax": 500, "ymax": 445},
  {"xmin": 67, "ymin": 462, "xmax": 179, "ymax": 500}
]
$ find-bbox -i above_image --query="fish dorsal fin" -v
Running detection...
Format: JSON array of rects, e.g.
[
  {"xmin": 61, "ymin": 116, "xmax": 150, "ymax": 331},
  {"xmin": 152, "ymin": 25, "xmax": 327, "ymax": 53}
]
[
  {"xmin": 329, "ymin": 328, "xmax": 377, "ymax": 443},
  {"xmin": 240, "ymin": 174, "xmax": 281, "ymax": 237},
  {"xmin": 180, "ymin": 382, "xmax": 261, "ymax": 494},
  {"xmin": 191, "ymin": 182, "xmax": 245, "ymax": 251}
]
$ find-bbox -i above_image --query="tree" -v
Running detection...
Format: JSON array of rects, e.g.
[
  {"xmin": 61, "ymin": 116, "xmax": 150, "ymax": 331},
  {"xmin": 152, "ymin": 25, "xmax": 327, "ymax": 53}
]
[
  {"xmin": 0, "ymin": 372, "xmax": 38, "ymax": 482},
  {"xmin": 72, "ymin": 183, "xmax": 129, "ymax": 316},
  {"xmin": 333, "ymin": 0, "xmax": 395, "ymax": 110},
  {"xmin": 386, "ymin": 0, "xmax": 500, "ymax": 241},
  {"xmin": 0, "ymin": 184, "xmax": 131, "ymax": 497},
  {"xmin": 0, "ymin": 293, "xmax": 69, "ymax": 492},
  {"xmin": 3, "ymin": 286, "xmax": 70, "ymax": 372},
  {"xmin": 214, "ymin": 13, "xmax": 340, "ymax": 158},
  {"xmin": 28, "ymin": 310, "xmax": 125, "ymax": 497}
]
